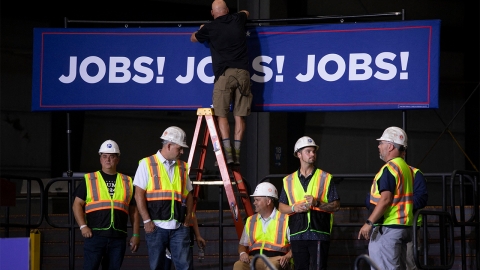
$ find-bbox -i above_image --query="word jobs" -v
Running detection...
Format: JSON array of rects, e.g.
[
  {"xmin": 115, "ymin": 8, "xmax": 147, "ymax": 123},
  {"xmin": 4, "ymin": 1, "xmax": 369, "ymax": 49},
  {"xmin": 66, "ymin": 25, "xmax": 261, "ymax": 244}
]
[{"xmin": 58, "ymin": 52, "xmax": 409, "ymax": 84}]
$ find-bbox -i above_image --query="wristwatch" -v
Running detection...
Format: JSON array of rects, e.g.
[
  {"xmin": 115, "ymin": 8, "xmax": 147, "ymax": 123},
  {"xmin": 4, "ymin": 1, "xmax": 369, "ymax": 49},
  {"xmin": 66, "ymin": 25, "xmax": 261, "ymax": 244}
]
[{"xmin": 365, "ymin": 219, "xmax": 373, "ymax": 226}]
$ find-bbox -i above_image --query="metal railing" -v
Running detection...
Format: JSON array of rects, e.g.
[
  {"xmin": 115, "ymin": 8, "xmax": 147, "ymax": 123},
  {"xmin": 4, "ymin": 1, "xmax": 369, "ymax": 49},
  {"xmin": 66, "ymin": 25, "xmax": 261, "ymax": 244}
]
[
  {"xmin": 414, "ymin": 209, "xmax": 455, "ymax": 269},
  {"xmin": 1, "ymin": 170, "xmax": 478, "ymax": 269},
  {"xmin": 354, "ymin": 254, "xmax": 381, "ymax": 270},
  {"xmin": 261, "ymin": 171, "xmax": 479, "ymax": 269},
  {"xmin": 44, "ymin": 176, "xmax": 84, "ymax": 270},
  {"xmin": 261, "ymin": 172, "xmax": 454, "ymax": 208},
  {"xmin": 250, "ymin": 254, "xmax": 278, "ymax": 270},
  {"xmin": 448, "ymin": 170, "xmax": 480, "ymax": 270},
  {"xmin": 0, "ymin": 175, "xmax": 45, "ymax": 237},
  {"xmin": 63, "ymin": 10, "xmax": 404, "ymax": 28}
]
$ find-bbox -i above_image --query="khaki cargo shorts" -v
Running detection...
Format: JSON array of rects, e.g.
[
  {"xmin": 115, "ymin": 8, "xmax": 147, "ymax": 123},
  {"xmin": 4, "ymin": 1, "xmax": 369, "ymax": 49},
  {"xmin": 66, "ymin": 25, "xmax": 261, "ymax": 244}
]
[{"xmin": 212, "ymin": 68, "xmax": 252, "ymax": 118}]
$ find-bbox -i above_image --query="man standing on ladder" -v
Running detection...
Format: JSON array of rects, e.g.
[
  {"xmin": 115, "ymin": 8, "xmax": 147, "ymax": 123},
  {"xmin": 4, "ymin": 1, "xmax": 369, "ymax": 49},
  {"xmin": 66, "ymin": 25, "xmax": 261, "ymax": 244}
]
[
  {"xmin": 190, "ymin": 0, "xmax": 252, "ymax": 165},
  {"xmin": 278, "ymin": 136, "xmax": 341, "ymax": 270},
  {"xmin": 133, "ymin": 126, "xmax": 194, "ymax": 270},
  {"xmin": 72, "ymin": 139, "xmax": 140, "ymax": 270}
]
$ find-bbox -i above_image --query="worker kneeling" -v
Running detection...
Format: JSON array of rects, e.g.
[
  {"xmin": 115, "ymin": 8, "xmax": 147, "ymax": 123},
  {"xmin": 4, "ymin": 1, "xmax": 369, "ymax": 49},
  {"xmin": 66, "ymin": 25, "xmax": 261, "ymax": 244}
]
[{"xmin": 234, "ymin": 182, "xmax": 292, "ymax": 270}]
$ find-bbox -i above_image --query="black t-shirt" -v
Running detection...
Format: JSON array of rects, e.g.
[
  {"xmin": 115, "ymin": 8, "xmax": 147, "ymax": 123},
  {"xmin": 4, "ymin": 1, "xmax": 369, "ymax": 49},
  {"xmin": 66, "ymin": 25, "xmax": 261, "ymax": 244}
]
[{"xmin": 195, "ymin": 12, "xmax": 249, "ymax": 81}]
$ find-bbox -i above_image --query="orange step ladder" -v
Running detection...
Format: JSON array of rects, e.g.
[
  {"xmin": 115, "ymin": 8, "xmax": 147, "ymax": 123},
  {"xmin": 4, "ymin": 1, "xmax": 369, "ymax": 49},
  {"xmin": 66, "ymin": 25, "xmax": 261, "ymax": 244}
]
[{"xmin": 187, "ymin": 108, "xmax": 254, "ymax": 238}]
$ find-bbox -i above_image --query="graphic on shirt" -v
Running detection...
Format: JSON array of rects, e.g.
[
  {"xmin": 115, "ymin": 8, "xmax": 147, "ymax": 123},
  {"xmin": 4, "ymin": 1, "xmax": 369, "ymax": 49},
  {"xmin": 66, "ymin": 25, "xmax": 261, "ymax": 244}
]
[{"xmin": 104, "ymin": 179, "xmax": 116, "ymax": 197}]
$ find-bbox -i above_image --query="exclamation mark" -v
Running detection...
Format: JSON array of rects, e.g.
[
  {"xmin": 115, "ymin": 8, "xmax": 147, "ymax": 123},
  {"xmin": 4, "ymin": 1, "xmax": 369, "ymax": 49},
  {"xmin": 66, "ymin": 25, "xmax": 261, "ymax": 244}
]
[
  {"xmin": 156, "ymin": 57, "xmax": 165, "ymax": 83},
  {"xmin": 400, "ymin": 52, "xmax": 409, "ymax": 80},
  {"xmin": 276, "ymin": 55, "xmax": 285, "ymax": 82}
]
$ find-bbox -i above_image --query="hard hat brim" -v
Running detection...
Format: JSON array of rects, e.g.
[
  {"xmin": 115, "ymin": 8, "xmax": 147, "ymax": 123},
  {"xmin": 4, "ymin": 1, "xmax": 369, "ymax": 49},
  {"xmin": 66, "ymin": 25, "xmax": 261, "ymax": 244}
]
[{"xmin": 293, "ymin": 145, "xmax": 319, "ymax": 157}]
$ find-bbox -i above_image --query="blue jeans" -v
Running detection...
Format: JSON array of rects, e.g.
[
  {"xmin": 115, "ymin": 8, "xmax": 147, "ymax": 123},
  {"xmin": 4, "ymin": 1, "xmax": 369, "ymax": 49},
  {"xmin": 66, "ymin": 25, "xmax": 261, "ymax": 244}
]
[
  {"xmin": 145, "ymin": 225, "xmax": 191, "ymax": 270},
  {"xmin": 83, "ymin": 235, "xmax": 126, "ymax": 270},
  {"xmin": 165, "ymin": 226, "xmax": 195, "ymax": 269}
]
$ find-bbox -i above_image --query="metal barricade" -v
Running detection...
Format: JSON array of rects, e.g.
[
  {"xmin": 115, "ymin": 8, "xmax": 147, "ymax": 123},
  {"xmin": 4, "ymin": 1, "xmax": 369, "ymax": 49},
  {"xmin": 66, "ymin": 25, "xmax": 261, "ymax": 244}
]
[
  {"xmin": 414, "ymin": 210, "xmax": 455, "ymax": 269},
  {"xmin": 448, "ymin": 170, "xmax": 479, "ymax": 270},
  {"xmin": 44, "ymin": 176, "xmax": 83, "ymax": 270},
  {"xmin": 0, "ymin": 175, "xmax": 44, "ymax": 237},
  {"xmin": 354, "ymin": 254, "xmax": 381, "ymax": 270},
  {"xmin": 251, "ymin": 254, "xmax": 278, "ymax": 270}
]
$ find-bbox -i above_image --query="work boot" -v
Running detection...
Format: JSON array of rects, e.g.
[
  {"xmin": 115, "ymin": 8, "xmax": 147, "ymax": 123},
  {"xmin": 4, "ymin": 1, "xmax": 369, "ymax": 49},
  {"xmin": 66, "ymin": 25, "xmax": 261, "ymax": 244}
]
[
  {"xmin": 234, "ymin": 148, "xmax": 240, "ymax": 165},
  {"xmin": 224, "ymin": 147, "xmax": 234, "ymax": 165},
  {"xmin": 222, "ymin": 139, "xmax": 234, "ymax": 165},
  {"xmin": 234, "ymin": 140, "xmax": 241, "ymax": 165}
]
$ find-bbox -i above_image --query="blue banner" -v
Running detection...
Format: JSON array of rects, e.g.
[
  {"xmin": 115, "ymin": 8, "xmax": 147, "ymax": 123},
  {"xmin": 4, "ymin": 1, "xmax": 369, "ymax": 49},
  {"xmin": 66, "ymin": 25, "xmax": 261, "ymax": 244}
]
[{"xmin": 32, "ymin": 20, "xmax": 440, "ymax": 111}]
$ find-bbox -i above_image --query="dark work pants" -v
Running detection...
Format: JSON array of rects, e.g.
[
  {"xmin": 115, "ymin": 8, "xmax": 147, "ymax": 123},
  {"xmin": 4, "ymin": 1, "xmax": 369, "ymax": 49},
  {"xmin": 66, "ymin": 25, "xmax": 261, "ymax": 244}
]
[
  {"xmin": 83, "ymin": 235, "xmax": 126, "ymax": 270},
  {"xmin": 291, "ymin": 240, "xmax": 330, "ymax": 270}
]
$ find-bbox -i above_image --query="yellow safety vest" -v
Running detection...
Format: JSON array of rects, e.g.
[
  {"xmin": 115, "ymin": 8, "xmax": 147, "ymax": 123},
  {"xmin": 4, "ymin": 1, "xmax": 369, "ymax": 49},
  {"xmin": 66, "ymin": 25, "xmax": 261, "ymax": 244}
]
[
  {"xmin": 283, "ymin": 169, "xmax": 333, "ymax": 236},
  {"xmin": 85, "ymin": 171, "xmax": 132, "ymax": 233},
  {"xmin": 245, "ymin": 211, "xmax": 290, "ymax": 254},
  {"xmin": 142, "ymin": 154, "xmax": 189, "ymax": 222},
  {"xmin": 369, "ymin": 157, "xmax": 414, "ymax": 226}
]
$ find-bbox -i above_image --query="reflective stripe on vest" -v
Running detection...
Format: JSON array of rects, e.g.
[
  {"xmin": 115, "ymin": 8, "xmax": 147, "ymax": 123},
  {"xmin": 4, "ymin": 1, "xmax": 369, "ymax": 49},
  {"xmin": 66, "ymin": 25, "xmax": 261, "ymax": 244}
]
[
  {"xmin": 246, "ymin": 211, "xmax": 290, "ymax": 254},
  {"xmin": 144, "ymin": 155, "xmax": 188, "ymax": 202},
  {"xmin": 369, "ymin": 157, "xmax": 414, "ymax": 225},
  {"xmin": 85, "ymin": 172, "xmax": 131, "ymax": 214},
  {"xmin": 284, "ymin": 170, "xmax": 332, "ymax": 212},
  {"xmin": 283, "ymin": 169, "xmax": 333, "ymax": 235}
]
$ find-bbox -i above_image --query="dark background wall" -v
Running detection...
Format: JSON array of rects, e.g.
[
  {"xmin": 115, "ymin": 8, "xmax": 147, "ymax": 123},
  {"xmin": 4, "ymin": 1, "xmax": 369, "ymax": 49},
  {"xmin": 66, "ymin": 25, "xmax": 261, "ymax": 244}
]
[{"xmin": 1, "ymin": 0, "xmax": 479, "ymax": 202}]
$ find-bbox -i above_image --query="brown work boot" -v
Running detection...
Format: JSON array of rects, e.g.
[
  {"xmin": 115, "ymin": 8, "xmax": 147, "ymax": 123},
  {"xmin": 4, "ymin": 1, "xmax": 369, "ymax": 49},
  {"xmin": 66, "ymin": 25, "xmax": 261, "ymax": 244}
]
[
  {"xmin": 224, "ymin": 147, "xmax": 234, "ymax": 165},
  {"xmin": 234, "ymin": 148, "xmax": 240, "ymax": 165}
]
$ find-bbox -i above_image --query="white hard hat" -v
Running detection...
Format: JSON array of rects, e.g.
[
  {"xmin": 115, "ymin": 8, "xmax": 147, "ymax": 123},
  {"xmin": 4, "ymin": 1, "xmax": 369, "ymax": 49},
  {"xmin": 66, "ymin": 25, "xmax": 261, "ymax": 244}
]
[
  {"xmin": 293, "ymin": 136, "xmax": 319, "ymax": 157},
  {"xmin": 160, "ymin": 126, "xmax": 189, "ymax": 148},
  {"xmin": 98, "ymin": 140, "xmax": 120, "ymax": 156},
  {"xmin": 251, "ymin": 182, "xmax": 278, "ymax": 199},
  {"xmin": 377, "ymin": 126, "xmax": 408, "ymax": 148}
]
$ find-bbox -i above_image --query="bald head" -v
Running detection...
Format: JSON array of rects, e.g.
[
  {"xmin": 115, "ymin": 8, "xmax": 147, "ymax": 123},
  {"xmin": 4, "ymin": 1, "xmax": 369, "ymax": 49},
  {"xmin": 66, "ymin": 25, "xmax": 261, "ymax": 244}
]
[{"xmin": 211, "ymin": 0, "xmax": 228, "ymax": 19}]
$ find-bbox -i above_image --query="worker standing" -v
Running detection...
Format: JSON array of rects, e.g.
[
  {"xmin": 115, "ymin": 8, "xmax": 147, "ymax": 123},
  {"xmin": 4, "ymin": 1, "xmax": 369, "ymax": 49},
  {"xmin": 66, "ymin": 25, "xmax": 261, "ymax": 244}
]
[
  {"xmin": 134, "ymin": 126, "xmax": 194, "ymax": 270},
  {"xmin": 358, "ymin": 126, "xmax": 414, "ymax": 269},
  {"xmin": 278, "ymin": 136, "xmax": 341, "ymax": 270},
  {"xmin": 72, "ymin": 140, "xmax": 140, "ymax": 270}
]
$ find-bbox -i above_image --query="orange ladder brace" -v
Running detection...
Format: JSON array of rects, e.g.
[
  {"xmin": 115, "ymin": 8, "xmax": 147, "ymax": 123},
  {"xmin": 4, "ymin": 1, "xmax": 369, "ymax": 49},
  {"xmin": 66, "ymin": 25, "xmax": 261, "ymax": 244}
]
[{"xmin": 187, "ymin": 108, "xmax": 254, "ymax": 238}]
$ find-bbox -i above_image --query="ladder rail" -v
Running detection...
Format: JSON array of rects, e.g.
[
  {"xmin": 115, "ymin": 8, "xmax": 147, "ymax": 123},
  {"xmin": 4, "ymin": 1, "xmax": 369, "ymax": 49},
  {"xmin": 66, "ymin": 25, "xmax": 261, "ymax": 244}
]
[
  {"xmin": 187, "ymin": 108, "xmax": 254, "ymax": 239},
  {"xmin": 204, "ymin": 114, "xmax": 244, "ymax": 237}
]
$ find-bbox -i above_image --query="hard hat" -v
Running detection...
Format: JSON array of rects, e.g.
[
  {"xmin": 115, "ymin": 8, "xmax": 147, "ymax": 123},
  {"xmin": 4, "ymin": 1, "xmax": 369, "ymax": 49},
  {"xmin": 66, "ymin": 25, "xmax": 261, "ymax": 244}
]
[
  {"xmin": 251, "ymin": 182, "xmax": 278, "ymax": 199},
  {"xmin": 98, "ymin": 140, "xmax": 120, "ymax": 156},
  {"xmin": 160, "ymin": 126, "xmax": 189, "ymax": 148},
  {"xmin": 376, "ymin": 126, "xmax": 408, "ymax": 148},
  {"xmin": 293, "ymin": 136, "xmax": 319, "ymax": 157}
]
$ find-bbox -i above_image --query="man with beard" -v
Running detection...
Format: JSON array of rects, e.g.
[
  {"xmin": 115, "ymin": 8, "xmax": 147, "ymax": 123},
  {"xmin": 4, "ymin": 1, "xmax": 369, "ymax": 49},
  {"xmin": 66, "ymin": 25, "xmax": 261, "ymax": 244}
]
[
  {"xmin": 134, "ymin": 126, "xmax": 193, "ymax": 270},
  {"xmin": 358, "ymin": 127, "xmax": 414, "ymax": 269},
  {"xmin": 278, "ymin": 136, "xmax": 340, "ymax": 270}
]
